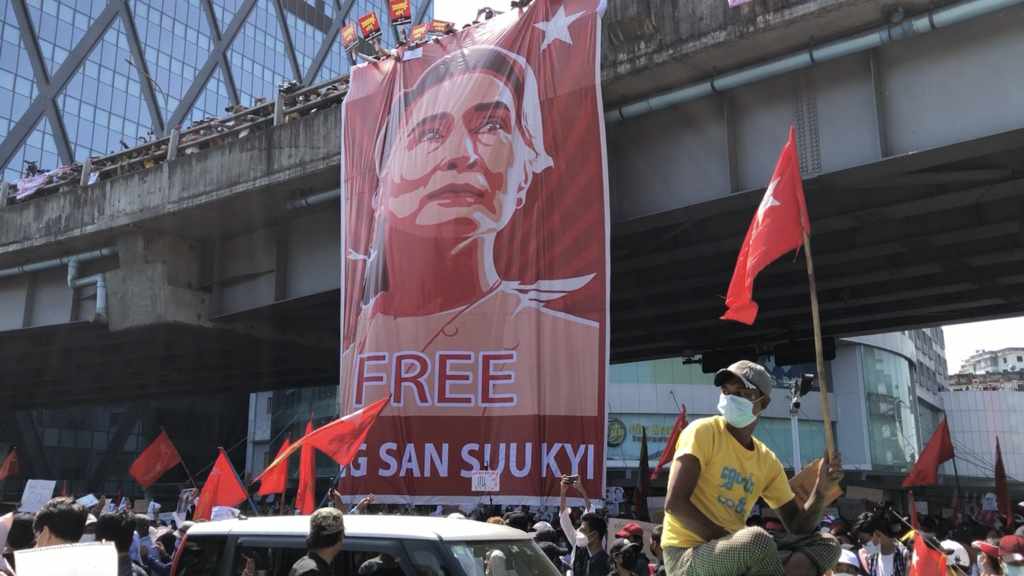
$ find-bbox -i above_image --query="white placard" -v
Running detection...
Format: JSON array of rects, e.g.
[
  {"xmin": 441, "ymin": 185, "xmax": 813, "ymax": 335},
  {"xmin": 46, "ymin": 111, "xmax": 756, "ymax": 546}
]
[
  {"xmin": 19, "ymin": 480, "xmax": 57, "ymax": 513},
  {"xmin": 471, "ymin": 471, "xmax": 499, "ymax": 492},
  {"xmin": 14, "ymin": 542, "xmax": 117, "ymax": 576},
  {"xmin": 76, "ymin": 494, "xmax": 99, "ymax": 508},
  {"xmin": 211, "ymin": 506, "xmax": 240, "ymax": 522}
]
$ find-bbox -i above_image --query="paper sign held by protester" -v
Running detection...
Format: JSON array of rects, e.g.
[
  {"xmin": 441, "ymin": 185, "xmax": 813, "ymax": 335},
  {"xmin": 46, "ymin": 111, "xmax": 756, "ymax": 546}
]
[
  {"xmin": 14, "ymin": 541, "xmax": 117, "ymax": 576},
  {"xmin": 76, "ymin": 494, "xmax": 99, "ymax": 508},
  {"xmin": 19, "ymin": 479, "xmax": 57, "ymax": 513},
  {"xmin": 210, "ymin": 506, "xmax": 240, "ymax": 522},
  {"xmin": 471, "ymin": 471, "xmax": 499, "ymax": 492},
  {"xmin": 134, "ymin": 499, "xmax": 150, "ymax": 514},
  {"xmin": 789, "ymin": 460, "xmax": 842, "ymax": 506},
  {"xmin": 147, "ymin": 501, "xmax": 161, "ymax": 519},
  {"xmin": 845, "ymin": 485, "xmax": 884, "ymax": 503}
]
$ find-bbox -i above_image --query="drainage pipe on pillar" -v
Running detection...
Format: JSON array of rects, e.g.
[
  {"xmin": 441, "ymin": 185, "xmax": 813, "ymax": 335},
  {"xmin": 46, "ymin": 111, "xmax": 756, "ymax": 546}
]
[
  {"xmin": 0, "ymin": 246, "xmax": 119, "ymax": 322},
  {"xmin": 286, "ymin": 189, "xmax": 341, "ymax": 210},
  {"xmin": 604, "ymin": 0, "xmax": 1024, "ymax": 123}
]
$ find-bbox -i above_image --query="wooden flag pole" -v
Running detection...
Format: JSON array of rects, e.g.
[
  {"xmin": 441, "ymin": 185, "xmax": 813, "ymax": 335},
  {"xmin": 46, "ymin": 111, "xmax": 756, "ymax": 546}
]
[{"xmin": 801, "ymin": 229, "xmax": 836, "ymax": 458}]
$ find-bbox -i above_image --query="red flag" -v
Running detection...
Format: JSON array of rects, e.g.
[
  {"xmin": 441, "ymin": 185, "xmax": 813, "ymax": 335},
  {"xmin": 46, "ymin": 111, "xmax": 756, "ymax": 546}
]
[
  {"xmin": 909, "ymin": 491, "xmax": 919, "ymax": 529},
  {"xmin": 909, "ymin": 534, "xmax": 947, "ymax": 576},
  {"xmin": 257, "ymin": 436, "xmax": 291, "ymax": 496},
  {"xmin": 995, "ymin": 437, "xmax": 1012, "ymax": 521},
  {"xmin": 194, "ymin": 448, "xmax": 249, "ymax": 521},
  {"xmin": 722, "ymin": 127, "xmax": 810, "ymax": 324},
  {"xmin": 61, "ymin": 480, "xmax": 67, "ymax": 497},
  {"xmin": 254, "ymin": 397, "xmax": 388, "ymax": 485},
  {"xmin": 296, "ymin": 418, "xmax": 316, "ymax": 515},
  {"xmin": 0, "ymin": 448, "xmax": 19, "ymax": 481},
  {"xmin": 651, "ymin": 407, "xmax": 688, "ymax": 480},
  {"xmin": 902, "ymin": 418, "xmax": 954, "ymax": 487},
  {"xmin": 129, "ymin": 430, "xmax": 183, "ymax": 490}
]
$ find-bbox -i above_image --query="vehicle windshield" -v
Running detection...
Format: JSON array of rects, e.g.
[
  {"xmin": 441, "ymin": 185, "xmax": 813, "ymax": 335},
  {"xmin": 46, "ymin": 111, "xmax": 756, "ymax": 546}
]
[{"xmin": 447, "ymin": 541, "xmax": 561, "ymax": 576}]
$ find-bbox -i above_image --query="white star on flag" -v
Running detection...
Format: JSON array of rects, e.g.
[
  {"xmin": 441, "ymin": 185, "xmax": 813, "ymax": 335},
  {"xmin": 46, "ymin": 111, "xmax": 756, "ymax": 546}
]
[
  {"xmin": 534, "ymin": 6, "xmax": 584, "ymax": 50},
  {"xmin": 757, "ymin": 177, "xmax": 781, "ymax": 227}
]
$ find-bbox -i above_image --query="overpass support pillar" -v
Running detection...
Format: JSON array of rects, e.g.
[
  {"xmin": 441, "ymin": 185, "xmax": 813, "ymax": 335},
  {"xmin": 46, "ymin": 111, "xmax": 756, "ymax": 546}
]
[{"xmin": 106, "ymin": 232, "xmax": 213, "ymax": 331}]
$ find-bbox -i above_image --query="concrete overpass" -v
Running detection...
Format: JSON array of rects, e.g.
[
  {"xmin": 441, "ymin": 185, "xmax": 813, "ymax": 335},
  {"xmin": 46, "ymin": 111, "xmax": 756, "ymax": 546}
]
[{"xmin": 1, "ymin": 0, "xmax": 1024, "ymax": 412}]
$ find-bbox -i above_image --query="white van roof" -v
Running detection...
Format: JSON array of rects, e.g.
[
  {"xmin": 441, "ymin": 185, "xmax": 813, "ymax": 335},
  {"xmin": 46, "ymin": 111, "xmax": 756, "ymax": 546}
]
[{"xmin": 185, "ymin": 514, "xmax": 534, "ymax": 542}]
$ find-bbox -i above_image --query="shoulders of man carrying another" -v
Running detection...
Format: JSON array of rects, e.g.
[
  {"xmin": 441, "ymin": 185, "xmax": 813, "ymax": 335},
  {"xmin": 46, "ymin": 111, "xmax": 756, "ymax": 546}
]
[{"xmin": 661, "ymin": 416, "xmax": 793, "ymax": 550}]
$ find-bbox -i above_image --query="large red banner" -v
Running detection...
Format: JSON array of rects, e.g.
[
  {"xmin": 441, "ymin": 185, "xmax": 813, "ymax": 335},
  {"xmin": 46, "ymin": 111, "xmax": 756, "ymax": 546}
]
[{"xmin": 340, "ymin": 0, "xmax": 608, "ymax": 505}]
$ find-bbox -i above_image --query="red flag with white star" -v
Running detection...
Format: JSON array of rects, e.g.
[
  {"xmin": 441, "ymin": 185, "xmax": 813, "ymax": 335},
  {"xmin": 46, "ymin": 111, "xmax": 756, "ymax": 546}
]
[
  {"xmin": 194, "ymin": 448, "xmax": 248, "ymax": 521},
  {"xmin": 129, "ymin": 429, "xmax": 183, "ymax": 490},
  {"xmin": 722, "ymin": 126, "xmax": 810, "ymax": 324}
]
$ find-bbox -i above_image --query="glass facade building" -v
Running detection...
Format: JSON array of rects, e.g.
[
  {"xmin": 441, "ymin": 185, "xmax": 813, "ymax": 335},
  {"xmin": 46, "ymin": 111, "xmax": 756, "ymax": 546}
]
[
  {"xmin": 860, "ymin": 345, "xmax": 919, "ymax": 472},
  {"xmin": 0, "ymin": 0, "xmax": 432, "ymax": 181}
]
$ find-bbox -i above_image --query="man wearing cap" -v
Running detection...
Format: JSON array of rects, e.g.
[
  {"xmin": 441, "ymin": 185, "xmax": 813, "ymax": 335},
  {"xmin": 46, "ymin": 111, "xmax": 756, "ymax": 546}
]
[
  {"xmin": 289, "ymin": 508, "xmax": 346, "ymax": 576},
  {"xmin": 615, "ymin": 524, "xmax": 651, "ymax": 576},
  {"xmin": 998, "ymin": 535, "xmax": 1024, "ymax": 576},
  {"xmin": 662, "ymin": 360, "xmax": 843, "ymax": 576},
  {"xmin": 610, "ymin": 539, "xmax": 643, "ymax": 576}
]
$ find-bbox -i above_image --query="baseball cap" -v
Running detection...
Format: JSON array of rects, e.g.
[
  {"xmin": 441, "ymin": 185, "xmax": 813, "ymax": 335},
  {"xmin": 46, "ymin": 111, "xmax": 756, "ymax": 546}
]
[
  {"xmin": 941, "ymin": 540, "xmax": 971, "ymax": 569},
  {"xmin": 447, "ymin": 513, "xmax": 467, "ymax": 520},
  {"xmin": 609, "ymin": 538, "xmax": 640, "ymax": 557},
  {"xmin": 972, "ymin": 540, "xmax": 1001, "ymax": 559},
  {"xmin": 837, "ymin": 549, "xmax": 860, "ymax": 569},
  {"xmin": 999, "ymin": 535, "xmax": 1024, "ymax": 562},
  {"xmin": 310, "ymin": 508, "xmax": 345, "ymax": 536},
  {"xmin": 715, "ymin": 361, "xmax": 774, "ymax": 397},
  {"xmin": 765, "ymin": 518, "xmax": 785, "ymax": 531},
  {"xmin": 531, "ymin": 521, "xmax": 554, "ymax": 533},
  {"xmin": 532, "ymin": 524, "xmax": 559, "ymax": 545},
  {"xmin": 615, "ymin": 523, "xmax": 643, "ymax": 539}
]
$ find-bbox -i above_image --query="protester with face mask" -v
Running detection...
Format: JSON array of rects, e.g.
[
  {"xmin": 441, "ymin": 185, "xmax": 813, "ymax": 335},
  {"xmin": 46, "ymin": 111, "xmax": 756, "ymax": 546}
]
[
  {"xmin": 614, "ymin": 524, "xmax": 650, "ymax": 576},
  {"xmin": 943, "ymin": 540, "xmax": 973, "ymax": 576},
  {"xmin": 853, "ymin": 512, "xmax": 906, "ymax": 576},
  {"xmin": 32, "ymin": 497, "xmax": 89, "ymax": 548},
  {"xmin": 559, "ymin": 476, "xmax": 596, "ymax": 576},
  {"xmin": 610, "ymin": 539, "xmax": 642, "ymax": 576},
  {"xmin": 998, "ymin": 535, "xmax": 1024, "ymax": 576},
  {"xmin": 662, "ymin": 361, "xmax": 843, "ymax": 576},
  {"xmin": 579, "ymin": 514, "xmax": 610, "ymax": 576}
]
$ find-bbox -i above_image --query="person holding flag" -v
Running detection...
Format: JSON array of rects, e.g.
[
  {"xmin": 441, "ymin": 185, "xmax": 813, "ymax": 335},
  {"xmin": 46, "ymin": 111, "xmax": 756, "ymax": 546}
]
[{"xmin": 661, "ymin": 360, "xmax": 843, "ymax": 576}]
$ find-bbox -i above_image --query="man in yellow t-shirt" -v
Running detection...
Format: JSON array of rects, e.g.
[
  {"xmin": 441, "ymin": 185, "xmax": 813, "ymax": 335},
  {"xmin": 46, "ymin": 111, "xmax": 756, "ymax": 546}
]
[{"xmin": 662, "ymin": 360, "xmax": 843, "ymax": 576}]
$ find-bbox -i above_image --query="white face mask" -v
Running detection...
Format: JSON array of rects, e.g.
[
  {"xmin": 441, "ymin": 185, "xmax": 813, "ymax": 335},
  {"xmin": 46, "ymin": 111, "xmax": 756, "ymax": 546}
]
[
  {"xmin": 862, "ymin": 540, "xmax": 881, "ymax": 555},
  {"xmin": 79, "ymin": 534, "xmax": 96, "ymax": 543},
  {"xmin": 576, "ymin": 530, "xmax": 591, "ymax": 549},
  {"xmin": 718, "ymin": 394, "xmax": 759, "ymax": 428}
]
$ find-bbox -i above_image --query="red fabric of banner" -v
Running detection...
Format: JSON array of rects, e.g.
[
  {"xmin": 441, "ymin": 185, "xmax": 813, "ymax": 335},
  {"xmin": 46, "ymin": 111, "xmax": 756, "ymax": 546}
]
[
  {"xmin": 903, "ymin": 418, "xmax": 954, "ymax": 487},
  {"xmin": 339, "ymin": 0, "xmax": 608, "ymax": 504},
  {"xmin": 194, "ymin": 449, "xmax": 248, "ymax": 521},
  {"xmin": 130, "ymin": 430, "xmax": 183, "ymax": 490},
  {"xmin": 722, "ymin": 127, "xmax": 810, "ymax": 324}
]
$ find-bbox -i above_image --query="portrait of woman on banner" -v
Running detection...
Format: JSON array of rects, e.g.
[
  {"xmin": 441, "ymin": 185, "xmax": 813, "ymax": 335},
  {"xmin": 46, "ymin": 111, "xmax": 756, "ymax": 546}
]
[{"xmin": 341, "ymin": 45, "xmax": 600, "ymax": 418}]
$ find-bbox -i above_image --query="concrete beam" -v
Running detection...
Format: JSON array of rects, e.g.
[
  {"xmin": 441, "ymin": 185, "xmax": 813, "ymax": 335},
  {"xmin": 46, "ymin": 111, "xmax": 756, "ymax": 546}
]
[{"xmin": 86, "ymin": 404, "xmax": 143, "ymax": 493}]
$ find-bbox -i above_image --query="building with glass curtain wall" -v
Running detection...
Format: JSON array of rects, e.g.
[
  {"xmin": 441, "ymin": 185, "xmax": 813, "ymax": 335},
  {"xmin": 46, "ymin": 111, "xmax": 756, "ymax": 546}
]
[{"xmin": 0, "ymin": 0, "xmax": 433, "ymax": 181}]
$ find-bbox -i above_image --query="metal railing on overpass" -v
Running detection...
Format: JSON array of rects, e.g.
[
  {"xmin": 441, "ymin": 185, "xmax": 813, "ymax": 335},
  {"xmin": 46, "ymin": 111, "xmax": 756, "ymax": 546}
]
[{"xmin": 0, "ymin": 75, "xmax": 350, "ymax": 208}]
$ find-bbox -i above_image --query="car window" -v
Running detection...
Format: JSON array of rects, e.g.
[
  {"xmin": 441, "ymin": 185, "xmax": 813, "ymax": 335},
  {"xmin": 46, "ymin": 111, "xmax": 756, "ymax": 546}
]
[
  {"xmin": 175, "ymin": 534, "xmax": 228, "ymax": 576},
  {"xmin": 446, "ymin": 542, "xmax": 560, "ymax": 576},
  {"xmin": 231, "ymin": 537, "xmax": 412, "ymax": 576}
]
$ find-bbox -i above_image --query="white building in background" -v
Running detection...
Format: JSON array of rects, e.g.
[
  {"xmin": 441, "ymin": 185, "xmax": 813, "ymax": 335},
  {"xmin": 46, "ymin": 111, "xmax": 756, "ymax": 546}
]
[{"xmin": 958, "ymin": 347, "xmax": 1024, "ymax": 374}]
